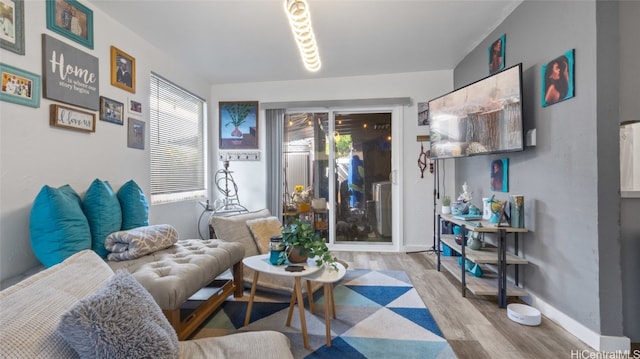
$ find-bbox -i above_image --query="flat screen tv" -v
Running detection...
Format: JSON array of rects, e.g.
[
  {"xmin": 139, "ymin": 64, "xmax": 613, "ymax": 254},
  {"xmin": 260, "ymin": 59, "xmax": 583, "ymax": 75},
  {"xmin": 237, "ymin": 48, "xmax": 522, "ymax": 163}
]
[{"xmin": 428, "ymin": 63, "xmax": 524, "ymax": 159}]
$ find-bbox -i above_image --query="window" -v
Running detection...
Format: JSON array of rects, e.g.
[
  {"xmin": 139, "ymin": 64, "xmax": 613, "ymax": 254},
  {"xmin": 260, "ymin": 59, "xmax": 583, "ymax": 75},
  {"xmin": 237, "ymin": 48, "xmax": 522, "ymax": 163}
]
[{"xmin": 149, "ymin": 73, "xmax": 206, "ymax": 204}]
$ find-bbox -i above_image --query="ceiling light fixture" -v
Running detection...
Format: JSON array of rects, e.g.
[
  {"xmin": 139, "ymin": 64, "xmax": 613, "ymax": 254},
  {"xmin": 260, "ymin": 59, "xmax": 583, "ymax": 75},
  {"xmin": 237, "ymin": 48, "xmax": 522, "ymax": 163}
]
[{"xmin": 284, "ymin": 0, "xmax": 321, "ymax": 72}]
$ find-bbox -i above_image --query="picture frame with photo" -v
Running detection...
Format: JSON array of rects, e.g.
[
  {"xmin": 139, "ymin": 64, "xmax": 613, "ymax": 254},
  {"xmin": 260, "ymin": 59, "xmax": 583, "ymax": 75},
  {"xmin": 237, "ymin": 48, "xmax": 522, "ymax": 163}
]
[
  {"xmin": 219, "ymin": 101, "xmax": 258, "ymax": 149},
  {"xmin": 541, "ymin": 49, "xmax": 575, "ymax": 107},
  {"xmin": 110, "ymin": 46, "xmax": 136, "ymax": 93},
  {"xmin": 490, "ymin": 158, "xmax": 509, "ymax": 192},
  {"xmin": 128, "ymin": 98, "xmax": 142, "ymax": 114},
  {"xmin": 46, "ymin": 0, "xmax": 94, "ymax": 49},
  {"xmin": 50, "ymin": 103, "xmax": 95, "ymax": 132},
  {"xmin": 0, "ymin": 62, "xmax": 40, "ymax": 108},
  {"xmin": 127, "ymin": 118, "xmax": 145, "ymax": 149},
  {"xmin": 488, "ymin": 34, "xmax": 505, "ymax": 74},
  {"xmin": 0, "ymin": 0, "xmax": 25, "ymax": 55},
  {"xmin": 418, "ymin": 102, "xmax": 429, "ymax": 126},
  {"xmin": 99, "ymin": 96, "xmax": 124, "ymax": 125}
]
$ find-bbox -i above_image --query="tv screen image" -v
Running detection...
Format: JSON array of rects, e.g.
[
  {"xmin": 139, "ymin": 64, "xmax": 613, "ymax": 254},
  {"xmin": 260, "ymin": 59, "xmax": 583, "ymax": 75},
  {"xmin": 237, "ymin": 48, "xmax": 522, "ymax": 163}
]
[{"xmin": 428, "ymin": 63, "xmax": 524, "ymax": 159}]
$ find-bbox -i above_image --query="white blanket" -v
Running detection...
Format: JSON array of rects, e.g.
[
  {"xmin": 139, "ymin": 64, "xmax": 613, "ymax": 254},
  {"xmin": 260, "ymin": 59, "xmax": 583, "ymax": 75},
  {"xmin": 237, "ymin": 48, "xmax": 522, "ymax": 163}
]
[{"xmin": 105, "ymin": 224, "xmax": 178, "ymax": 261}]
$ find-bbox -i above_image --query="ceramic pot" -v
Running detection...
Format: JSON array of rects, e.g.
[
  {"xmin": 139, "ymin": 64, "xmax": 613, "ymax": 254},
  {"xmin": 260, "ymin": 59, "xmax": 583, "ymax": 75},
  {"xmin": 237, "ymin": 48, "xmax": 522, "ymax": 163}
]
[{"xmin": 287, "ymin": 246, "xmax": 308, "ymax": 263}]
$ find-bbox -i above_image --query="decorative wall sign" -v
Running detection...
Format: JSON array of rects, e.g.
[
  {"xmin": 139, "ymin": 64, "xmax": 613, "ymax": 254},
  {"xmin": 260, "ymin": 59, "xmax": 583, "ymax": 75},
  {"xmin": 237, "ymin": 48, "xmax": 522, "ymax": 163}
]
[
  {"xmin": 219, "ymin": 101, "xmax": 258, "ymax": 149},
  {"xmin": 127, "ymin": 118, "xmax": 145, "ymax": 149},
  {"xmin": 46, "ymin": 0, "xmax": 94, "ymax": 49},
  {"xmin": 50, "ymin": 103, "xmax": 95, "ymax": 132},
  {"xmin": 0, "ymin": 0, "xmax": 25, "ymax": 55},
  {"xmin": 542, "ymin": 49, "xmax": 575, "ymax": 107},
  {"xmin": 110, "ymin": 46, "xmax": 135, "ymax": 93},
  {"xmin": 0, "ymin": 62, "xmax": 40, "ymax": 108},
  {"xmin": 42, "ymin": 34, "xmax": 99, "ymax": 110},
  {"xmin": 99, "ymin": 96, "xmax": 124, "ymax": 125}
]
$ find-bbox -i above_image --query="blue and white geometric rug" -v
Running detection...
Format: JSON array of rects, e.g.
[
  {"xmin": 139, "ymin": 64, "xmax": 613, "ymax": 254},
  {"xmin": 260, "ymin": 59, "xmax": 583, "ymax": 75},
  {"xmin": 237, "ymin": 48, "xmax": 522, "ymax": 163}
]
[{"xmin": 196, "ymin": 269, "xmax": 458, "ymax": 359}]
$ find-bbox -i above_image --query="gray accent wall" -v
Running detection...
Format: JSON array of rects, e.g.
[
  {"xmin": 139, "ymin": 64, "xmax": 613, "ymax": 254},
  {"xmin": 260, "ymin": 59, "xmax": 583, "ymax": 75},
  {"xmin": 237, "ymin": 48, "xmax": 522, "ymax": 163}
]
[{"xmin": 452, "ymin": 0, "xmax": 633, "ymax": 340}]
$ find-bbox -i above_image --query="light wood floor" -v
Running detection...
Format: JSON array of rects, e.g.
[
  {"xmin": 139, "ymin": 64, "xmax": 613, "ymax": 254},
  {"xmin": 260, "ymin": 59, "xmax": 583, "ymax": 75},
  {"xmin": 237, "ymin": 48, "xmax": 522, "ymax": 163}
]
[{"xmin": 334, "ymin": 250, "xmax": 600, "ymax": 359}]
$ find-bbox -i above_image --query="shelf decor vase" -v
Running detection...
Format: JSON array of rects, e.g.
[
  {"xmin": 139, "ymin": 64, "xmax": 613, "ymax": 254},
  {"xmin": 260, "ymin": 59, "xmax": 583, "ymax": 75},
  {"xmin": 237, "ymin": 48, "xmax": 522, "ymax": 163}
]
[{"xmin": 510, "ymin": 195, "xmax": 525, "ymax": 228}]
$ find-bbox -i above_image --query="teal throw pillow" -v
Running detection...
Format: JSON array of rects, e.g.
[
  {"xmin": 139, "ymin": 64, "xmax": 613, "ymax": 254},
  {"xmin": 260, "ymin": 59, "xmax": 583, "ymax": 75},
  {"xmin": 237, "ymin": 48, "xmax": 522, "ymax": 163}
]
[
  {"xmin": 116, "ymin": 180, "xmax": 149, "ymax": 230},
  {"xmin": 82, "ymin": 179, "xmax": 122, "ymax": 258},
  {"xmin": 30, "ymin": 185, "xmax": 91, "ymax": 267}
]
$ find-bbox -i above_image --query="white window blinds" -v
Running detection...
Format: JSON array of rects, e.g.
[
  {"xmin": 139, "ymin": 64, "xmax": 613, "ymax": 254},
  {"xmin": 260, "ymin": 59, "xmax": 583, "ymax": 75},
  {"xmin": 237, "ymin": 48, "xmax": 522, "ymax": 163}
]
[{"xmin": 149, "ymin": 73, "xmax": 206, "ymax": 204}]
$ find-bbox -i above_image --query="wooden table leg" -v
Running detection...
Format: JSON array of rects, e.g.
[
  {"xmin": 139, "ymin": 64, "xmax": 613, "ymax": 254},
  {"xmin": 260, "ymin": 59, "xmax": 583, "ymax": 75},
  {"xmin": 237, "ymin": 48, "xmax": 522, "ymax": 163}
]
[
  {"xmin": 244, "ymin": 271, "xmax": 259, "ymax": 326},
  {"xmin": 324, "ymin": 283, "xmax": 332, "ymax": 347},
  {"xmin": 286, "ymin": 283, "xmax": 297, "ymax": 326},
  {"xmin": 306, "ymin": 280, "xmax": 315, "ymax": 314},
  {"xmin": 295, "ymin": 277, "xmax": 310, "ymax": 349}
]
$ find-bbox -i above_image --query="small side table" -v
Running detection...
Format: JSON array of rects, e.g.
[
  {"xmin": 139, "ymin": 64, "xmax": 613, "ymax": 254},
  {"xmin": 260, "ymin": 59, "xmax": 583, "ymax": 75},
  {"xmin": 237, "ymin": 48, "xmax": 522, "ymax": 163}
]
[
  {"xmin": 293, "ymin": 262, "xmax": 347, "ymax": 347},
  {"xmin": 242, "ymin": 254, "xmax": 321, "ymax": 350}
]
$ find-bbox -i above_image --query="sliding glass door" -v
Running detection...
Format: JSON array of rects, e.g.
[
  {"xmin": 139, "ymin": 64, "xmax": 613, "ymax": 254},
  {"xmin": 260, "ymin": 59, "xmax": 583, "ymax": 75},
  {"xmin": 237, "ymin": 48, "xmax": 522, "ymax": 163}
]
[{"xmin": 283, "ymin": 108, "xmax": 396, "ymax": 249}]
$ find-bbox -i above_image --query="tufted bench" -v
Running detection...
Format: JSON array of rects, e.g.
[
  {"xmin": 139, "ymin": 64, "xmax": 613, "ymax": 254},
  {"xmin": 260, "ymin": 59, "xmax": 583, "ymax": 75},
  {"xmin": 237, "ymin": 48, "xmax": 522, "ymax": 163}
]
[{"xmin": 107, "ymin": 238, "xmax": 245, "ymax": 340}]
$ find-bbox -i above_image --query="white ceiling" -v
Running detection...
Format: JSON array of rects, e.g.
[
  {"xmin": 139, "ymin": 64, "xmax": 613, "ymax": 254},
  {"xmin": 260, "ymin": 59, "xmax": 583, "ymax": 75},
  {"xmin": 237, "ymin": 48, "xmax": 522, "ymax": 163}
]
[{"xmin": 90, "ymin": 0, "xmax": 522, "ymax": 85}]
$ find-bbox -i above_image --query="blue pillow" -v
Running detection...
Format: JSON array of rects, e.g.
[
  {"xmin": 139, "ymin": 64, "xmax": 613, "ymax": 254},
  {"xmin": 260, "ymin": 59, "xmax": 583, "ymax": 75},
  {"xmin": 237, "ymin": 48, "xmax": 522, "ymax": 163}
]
[
  {"xmin": 30, "ymin": 185, "xmax": 91, "ymax": 267},
  {"xmin": 117, "ymin": 180, "xmax": 149, "ymax": 230},
  {"xmin": 82, "ymin": 179, "xmax": 122, "ymax": 258}
]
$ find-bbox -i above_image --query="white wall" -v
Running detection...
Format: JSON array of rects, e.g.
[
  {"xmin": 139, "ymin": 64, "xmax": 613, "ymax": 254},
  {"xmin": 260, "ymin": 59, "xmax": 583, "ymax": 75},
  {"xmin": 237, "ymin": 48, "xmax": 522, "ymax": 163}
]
[
  {"xmin": 210, "ymin": 71, "xmax": 453, "ymax": 252},
  {"xmin": 0, "ymin": 1, "xmax": 210, "ymax": 282}
]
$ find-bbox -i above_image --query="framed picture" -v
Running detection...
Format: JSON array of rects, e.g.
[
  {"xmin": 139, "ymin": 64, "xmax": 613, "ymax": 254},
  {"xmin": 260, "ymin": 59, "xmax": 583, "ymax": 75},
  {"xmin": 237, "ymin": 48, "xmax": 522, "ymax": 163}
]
[
  {"xmin": 46, "ymin": 0, "xmax": 93, "ymax": 49},
  {"xmin": 127, "ymin": 118, "xmax": 145, "ymax": 149},
  {"xmin": 99, "ymin": 96, "xmax": 124, "ymax": 125},
  {"xmin": 417, "ymin": 102, "xmax": 428, "ymax": 126},
  {"xmin": 490, "ymin": 158, "xmax": 509, "ymax": 192},
  {"xmin": 488, "ymin": 34, "xmax": 505, "ymax": 74},
  {"xmin": 50, "ymin": 103, "xmax": 95, "ymax": 132},
  {"xmin": 42, "ymin": 34, "xmax": 99, "ymax": 110},
  {"xmin": 110, "ymin": 46, "xmax": 135, "ymax": 93},
  {"xmin": 128, "ymin": 98, "xmax": 142, "ymax": 114},
  {"xmin": 219, "ymin": 101, "xmax": 258, "ymax": 149},
  {"xmin": 0, "ymin": 0, "xmax": 24, "ymax": 55},
  {"xmin": 0, "ymin": 62, "xmax": 40, "ymax": 108},
  {"xmin": 542, "ymin": 49, "xmax": 575, "ymax": 107}
]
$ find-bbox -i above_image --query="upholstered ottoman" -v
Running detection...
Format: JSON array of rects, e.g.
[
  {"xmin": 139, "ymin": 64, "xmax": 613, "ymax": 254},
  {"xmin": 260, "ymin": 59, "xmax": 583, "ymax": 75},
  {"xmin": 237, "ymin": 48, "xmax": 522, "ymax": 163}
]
[{"xmin": 107, "ymin": 239, "xmax": 244, "ymax": 340}]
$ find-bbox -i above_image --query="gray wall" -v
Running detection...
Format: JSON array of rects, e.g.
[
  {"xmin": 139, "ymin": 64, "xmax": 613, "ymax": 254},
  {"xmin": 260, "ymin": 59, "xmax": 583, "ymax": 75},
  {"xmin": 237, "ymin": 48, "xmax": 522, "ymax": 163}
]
[
  {"xmin": 619, "ymin": 0, "xmax": 640, "ymax": 343},
  {"xmin": 452, "ymin": 0, "xmax": 630, "ymax": 339}
]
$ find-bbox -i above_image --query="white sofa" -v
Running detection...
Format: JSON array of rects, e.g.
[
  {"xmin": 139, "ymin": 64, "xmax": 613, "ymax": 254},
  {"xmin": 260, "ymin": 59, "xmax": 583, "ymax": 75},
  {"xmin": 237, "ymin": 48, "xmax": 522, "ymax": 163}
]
[{"xmin": 0, "ymin": 250, "xmax": 294, "ymax": 359}]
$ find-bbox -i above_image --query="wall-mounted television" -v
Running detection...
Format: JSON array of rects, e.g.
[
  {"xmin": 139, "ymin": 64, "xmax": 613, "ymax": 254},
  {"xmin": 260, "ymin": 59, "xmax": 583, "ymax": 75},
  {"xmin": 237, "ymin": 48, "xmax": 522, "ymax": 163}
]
[{"xmin": 428, "ymin": 63, "xmax": 524, "ymax": 159}]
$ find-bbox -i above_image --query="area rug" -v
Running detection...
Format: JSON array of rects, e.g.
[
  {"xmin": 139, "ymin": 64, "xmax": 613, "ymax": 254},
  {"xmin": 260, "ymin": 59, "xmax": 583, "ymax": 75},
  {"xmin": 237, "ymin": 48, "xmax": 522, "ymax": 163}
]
[{"xmin": 195, "ymin": 269, "xmax": 458, "ymax": 359}]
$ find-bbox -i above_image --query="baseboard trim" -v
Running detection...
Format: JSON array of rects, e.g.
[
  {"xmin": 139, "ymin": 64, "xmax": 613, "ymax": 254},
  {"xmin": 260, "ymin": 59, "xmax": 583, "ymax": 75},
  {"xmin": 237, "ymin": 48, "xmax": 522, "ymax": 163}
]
[{"xmin": 523, "ymin": 295, "xmax": 630, "ymax": 352}]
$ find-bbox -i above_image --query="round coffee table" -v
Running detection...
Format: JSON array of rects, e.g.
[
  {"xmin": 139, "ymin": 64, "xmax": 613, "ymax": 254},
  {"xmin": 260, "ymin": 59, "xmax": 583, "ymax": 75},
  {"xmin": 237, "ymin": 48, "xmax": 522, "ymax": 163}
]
[{"xmin": 242, "ymin": 254, "xmax": 321, "ymax": 349}]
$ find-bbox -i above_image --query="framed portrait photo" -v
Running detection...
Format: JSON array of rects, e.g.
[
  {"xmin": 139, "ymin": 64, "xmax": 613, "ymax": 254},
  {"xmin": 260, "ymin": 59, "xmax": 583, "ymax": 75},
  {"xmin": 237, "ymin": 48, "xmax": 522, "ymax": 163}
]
[
  {"xmin": 128, "ymin": 98, "xmax": 142, "ymax": 114},
  {"xmin": 541, "ymin": 49, "xmax": 575, "ymax": 107},
  {"xmin": 110, "ymin": 46, "xmax": 136, "ymax": 93},
  {"xmin": 0, "ymin": 0, "xmax": 25, "ymax": 55},
  {"xmin": 0, "ymin": 62, "xmax": 40, "ymax": 108},
  {"xmin": 490, "ymin": 158, "xmax": 509, "ymax": 192},
  {"xmin": 488, "ymin": 34, "xmax": 505, "ymax": 74},
  {"xmin": 127, "ymin": 118, "xmax": 145, "ymax": 150},
  {"xmin": 46, "ymin": 0, "xmax": 94, "ymax": 49},
  {"xmin": 99, "ymin": 96, "xmax": 124, "ymax": 125},
  {"xmin": 219, "ymin": 101, "xmax": 258, "ymax": 149}
]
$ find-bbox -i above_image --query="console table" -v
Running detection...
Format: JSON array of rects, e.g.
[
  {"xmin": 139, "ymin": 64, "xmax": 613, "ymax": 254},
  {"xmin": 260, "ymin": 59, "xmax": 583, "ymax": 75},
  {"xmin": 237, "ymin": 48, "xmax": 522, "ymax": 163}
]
[{"xmin": 436, "ymin": 214, "xmax": 528, "ymax": 308}]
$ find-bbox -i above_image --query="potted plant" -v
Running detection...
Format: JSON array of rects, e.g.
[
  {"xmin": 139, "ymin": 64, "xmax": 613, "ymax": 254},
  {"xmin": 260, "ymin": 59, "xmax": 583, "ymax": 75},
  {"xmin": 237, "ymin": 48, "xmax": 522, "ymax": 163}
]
[
  {"xmin": 281, "ymin": 219, "xmax": 336, "ymax": 269},
  {"xmin": 442, "ymin": 195, "xmax": 451, "ymax": 214}
]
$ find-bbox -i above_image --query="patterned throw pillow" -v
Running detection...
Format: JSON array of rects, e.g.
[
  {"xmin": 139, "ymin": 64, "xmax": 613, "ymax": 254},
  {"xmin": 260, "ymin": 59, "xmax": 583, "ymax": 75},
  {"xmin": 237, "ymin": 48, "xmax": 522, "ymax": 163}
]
[
  {"xmin": 57, "ymin": 270, "xmax": 179, "ymax": 358},
  {"xmin": 246, "ymin": 216, "xmax": 283, "ymax": 254}
]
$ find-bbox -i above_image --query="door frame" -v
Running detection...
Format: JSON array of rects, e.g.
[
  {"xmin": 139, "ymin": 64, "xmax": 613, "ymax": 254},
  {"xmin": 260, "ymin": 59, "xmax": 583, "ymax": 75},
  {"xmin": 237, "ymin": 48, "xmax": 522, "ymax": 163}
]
[{"xmin": 284, "ymin": 105, "xmax": 403, "ymax": 252}]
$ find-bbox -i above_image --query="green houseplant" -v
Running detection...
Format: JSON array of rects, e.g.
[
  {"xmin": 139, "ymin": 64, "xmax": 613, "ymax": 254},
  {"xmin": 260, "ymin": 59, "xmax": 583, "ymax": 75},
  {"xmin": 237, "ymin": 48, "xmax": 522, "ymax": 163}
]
[
  {"xmin": 281, "ymin": 219, "xmax": 336, "ymax": 269},
  {"xmin": 442, "ymin": 195, "xmax": 451, "ymax": 214}
]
